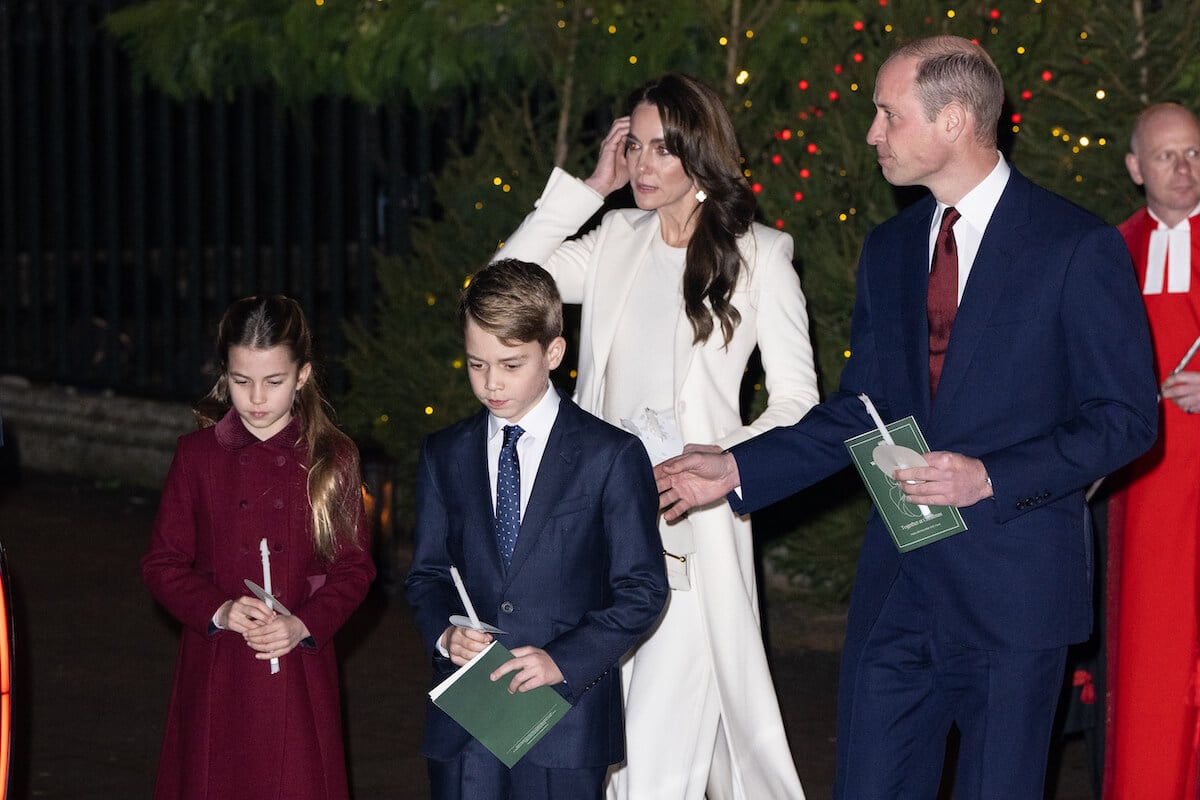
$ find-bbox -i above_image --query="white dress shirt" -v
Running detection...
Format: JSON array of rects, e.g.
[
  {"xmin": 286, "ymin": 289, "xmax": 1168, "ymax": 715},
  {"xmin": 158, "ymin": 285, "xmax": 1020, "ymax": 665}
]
[
  {"xmin": 486, "ymin": 383, "xmax": 561, "ymax": 517},
  {"xmin": 929, "ymin": 154, "xmax": 1011, "ymax": 302}
]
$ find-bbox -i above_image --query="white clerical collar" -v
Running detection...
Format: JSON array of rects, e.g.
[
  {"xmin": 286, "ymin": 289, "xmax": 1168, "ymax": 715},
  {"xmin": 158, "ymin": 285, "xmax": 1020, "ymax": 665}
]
[{"xmin": 1144, "ymin": 202, "xmax": 1200, "ymax": 295}]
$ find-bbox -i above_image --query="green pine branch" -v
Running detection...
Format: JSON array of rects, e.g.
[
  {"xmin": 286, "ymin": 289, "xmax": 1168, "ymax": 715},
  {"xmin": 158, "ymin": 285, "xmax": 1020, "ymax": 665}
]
[{"xmin": 107, "ymin": 0, "xmax": 1200, "ymax": 602}]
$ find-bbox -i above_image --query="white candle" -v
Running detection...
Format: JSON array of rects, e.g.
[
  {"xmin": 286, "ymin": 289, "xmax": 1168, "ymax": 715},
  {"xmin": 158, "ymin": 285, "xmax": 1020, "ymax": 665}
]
[
  {"xmin": 449, "ymin": 565, "xmax": 482, "ymax": 630},
  {"xmin": 259, "ymin": 538, "xmax": 280, "ymax": 675},
  {"xmin": 859, "ymin": 394, "xmax": 932, "ymax": 519}
]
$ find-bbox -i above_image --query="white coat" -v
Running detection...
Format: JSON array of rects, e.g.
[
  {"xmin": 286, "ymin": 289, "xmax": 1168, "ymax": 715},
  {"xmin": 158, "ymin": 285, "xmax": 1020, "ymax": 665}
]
[{"xmin": 496, "ymin": 167, "xmax": 818, "ymax": 798}]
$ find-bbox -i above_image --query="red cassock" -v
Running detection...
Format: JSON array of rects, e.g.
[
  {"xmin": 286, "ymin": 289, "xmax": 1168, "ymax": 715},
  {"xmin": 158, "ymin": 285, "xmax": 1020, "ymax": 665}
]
[
  {"xmin": 1108, "ymin": 208, "xmax": 1200, "ymax": 798},
  {"xmin": 143, "ymin": 411, "xmax": 375, "ymax": 800}
]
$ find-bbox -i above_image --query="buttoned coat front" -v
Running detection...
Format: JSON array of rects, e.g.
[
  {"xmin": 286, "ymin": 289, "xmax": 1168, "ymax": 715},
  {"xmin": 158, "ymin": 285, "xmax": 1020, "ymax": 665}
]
[{"xmin": 143, "ymin": 411, "xmax": 375, "ymax": 800}]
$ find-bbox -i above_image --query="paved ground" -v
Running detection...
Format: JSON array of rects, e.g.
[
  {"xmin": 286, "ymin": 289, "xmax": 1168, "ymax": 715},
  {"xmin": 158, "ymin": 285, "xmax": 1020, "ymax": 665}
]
[{"xmin": 0, "ymin": 472, "xmax": 1093, "ymax": 798}]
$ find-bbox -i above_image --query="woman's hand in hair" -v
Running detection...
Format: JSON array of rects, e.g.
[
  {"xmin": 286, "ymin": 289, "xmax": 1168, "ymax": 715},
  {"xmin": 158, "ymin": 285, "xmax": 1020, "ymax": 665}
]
[{"xmin": 584, "ymin": 116, "xmax": 632, "ymax": 197}]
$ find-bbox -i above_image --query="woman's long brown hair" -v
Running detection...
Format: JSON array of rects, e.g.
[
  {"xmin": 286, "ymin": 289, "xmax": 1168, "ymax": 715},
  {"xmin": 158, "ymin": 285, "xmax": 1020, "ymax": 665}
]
[{"xmin": 627, "ymin": 73, "xmax": 756, "ymax": 347}]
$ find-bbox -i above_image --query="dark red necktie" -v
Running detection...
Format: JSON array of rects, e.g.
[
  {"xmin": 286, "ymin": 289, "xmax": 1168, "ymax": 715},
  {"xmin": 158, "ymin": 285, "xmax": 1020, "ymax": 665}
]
[{"xmin": 927, "ymin": 206, "xmax": 961, "ymax": 399}]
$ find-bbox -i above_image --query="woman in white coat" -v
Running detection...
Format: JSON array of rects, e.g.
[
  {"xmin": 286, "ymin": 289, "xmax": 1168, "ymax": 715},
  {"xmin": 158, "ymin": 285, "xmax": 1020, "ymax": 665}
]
[{"xmin": 495, "ymin": 73, "xmax": 818, "ymax": 800}]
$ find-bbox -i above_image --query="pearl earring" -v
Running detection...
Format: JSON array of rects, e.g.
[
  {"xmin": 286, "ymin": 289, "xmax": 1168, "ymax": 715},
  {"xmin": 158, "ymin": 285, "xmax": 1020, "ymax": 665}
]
[{"xmin": 695, "ymin": 189, "xmax": 707, "ymax": 203}]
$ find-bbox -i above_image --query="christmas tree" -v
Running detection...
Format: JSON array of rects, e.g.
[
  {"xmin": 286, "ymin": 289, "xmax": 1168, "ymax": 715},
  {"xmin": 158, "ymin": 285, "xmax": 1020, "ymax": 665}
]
[{"xmin": 107, "ymin": 0, "xmax": 1200, "ymax": 601}]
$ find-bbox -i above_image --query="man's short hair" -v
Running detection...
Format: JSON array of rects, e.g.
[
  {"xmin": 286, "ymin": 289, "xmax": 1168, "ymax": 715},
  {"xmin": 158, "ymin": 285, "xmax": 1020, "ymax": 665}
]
[
  {"xmin": 887, "ymin": 35, "xmax": 1004, "ymax": 147},
  {"xmin": 460, "ymin": 258, "xmax": 564, "ymax": 349}
]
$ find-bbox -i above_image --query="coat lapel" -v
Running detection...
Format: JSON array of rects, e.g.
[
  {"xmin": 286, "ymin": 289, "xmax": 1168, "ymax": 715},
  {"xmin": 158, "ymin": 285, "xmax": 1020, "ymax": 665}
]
[
  {"xmin": 503, "ymin": 398, "xmax": 580, "ymax": 584},
  {"xmin": 890, "ymin": 199, "xmax": 938, "ymax": 417},
  {"xmin": 456, "ymin": 411, "xmax": 506, "ymax": 575},
  {"xmin": 933, "ymin": 172, "xmax": 1028, "ymax": 419},
  {"xmin": 585, "ymin": 213, "xmax": 660, "ymax": 410}
]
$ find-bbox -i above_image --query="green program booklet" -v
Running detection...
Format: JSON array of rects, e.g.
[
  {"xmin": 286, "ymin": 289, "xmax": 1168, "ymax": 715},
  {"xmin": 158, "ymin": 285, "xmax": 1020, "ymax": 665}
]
[
  {"xmin": 429, "ymin": 640, "xmax": 572, "ymax": 768},
  {"xmin": 844, "ymin": 415, "xmax": 968, "ymax": 552}
]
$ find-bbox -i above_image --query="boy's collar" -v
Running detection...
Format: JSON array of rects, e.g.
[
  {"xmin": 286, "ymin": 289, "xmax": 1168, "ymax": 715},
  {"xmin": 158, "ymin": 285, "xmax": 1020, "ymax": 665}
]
[{"xmin": 487, "ymin": 382, "xmax": 561, "ymax": 440}]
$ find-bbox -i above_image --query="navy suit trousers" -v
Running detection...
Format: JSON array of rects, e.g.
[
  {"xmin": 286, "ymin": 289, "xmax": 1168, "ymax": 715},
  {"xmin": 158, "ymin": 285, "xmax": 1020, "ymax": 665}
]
[
  {"xmin": 838, "ymin": 570, "xmax": 1067, "ymax": 799},
  {"xmin": 428, "ymin": 738, "xmax": 606, "ymax": 800}
]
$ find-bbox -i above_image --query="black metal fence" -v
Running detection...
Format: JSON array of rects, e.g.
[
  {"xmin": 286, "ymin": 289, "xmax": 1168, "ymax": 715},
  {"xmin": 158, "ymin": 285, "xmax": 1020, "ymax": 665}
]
[{"xmin": 0, "ymin": 0, "xmax": 428, "ymax": 401}]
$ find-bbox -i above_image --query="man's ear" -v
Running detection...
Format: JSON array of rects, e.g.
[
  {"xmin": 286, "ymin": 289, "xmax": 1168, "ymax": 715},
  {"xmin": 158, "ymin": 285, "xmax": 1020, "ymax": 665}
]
[
  {"xmin": 1125, "ymin": 152, "xmax": 1145, "ymax": 187},
  {"xmin": 545, "ymin": 336, "xmax": 567, "ymax": 371},
  {"xmin": 941, "ymin": 102, "xmax": 968, "ymax": 143}
]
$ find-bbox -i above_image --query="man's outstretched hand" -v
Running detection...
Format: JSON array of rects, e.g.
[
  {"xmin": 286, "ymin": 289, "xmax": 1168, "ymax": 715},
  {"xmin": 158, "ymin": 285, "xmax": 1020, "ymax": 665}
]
[{"xmin": 654, "ymin": 447, "xmax": 741, "ymax": 521}]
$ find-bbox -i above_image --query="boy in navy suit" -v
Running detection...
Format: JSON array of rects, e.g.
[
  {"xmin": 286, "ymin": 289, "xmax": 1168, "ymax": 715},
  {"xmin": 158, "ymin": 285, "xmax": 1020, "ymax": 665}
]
[{"xmin": 405, "ymin": 258, "xmax": 668, "ymax": 800}]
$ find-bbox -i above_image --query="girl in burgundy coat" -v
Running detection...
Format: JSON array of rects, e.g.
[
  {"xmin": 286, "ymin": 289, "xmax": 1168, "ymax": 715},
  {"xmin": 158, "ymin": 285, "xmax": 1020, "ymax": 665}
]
[{"xmin": 143, "ymin": 296, "xmax": 375, "ymax": 800}]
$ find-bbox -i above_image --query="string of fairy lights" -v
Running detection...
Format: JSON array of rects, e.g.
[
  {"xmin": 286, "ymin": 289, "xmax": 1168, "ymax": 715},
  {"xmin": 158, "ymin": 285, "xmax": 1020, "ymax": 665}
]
[
  {"xmin": 379, "ymin": 1, "xmax": 1119, "ymax": 422},
  {"xmin": 468, "ymin": 3, "xmax": 1105, "ymax": 225}
]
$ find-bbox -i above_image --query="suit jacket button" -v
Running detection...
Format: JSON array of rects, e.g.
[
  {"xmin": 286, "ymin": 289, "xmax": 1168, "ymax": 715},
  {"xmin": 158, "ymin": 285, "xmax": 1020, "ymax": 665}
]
[{"xmin": 500, "ymin": 601, "xmax": 514, "ymax": 613}]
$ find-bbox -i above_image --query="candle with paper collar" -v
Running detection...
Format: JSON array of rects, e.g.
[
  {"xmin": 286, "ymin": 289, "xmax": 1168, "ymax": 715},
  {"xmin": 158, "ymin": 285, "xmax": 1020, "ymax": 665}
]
[{"xmin": 259, "ymin": 538, "xmax": 280, "ymax": 675}]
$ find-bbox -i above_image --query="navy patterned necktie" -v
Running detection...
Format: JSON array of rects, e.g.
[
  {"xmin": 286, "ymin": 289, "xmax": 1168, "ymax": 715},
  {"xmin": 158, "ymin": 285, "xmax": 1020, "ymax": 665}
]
[
  {"xmin": 495, "ymin": 425, "xmax": 524, "ymax": 567},
  {"xmin": 927, "ymin": 206, "xmax": 961, "ymax": 399}
]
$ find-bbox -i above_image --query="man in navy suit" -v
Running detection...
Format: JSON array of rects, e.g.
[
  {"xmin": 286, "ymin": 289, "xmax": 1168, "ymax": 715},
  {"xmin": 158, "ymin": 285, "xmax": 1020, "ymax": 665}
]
[
  {"xmin": 405, "ymin": 258, "xmax": 668, "ymax": 800},
  {"xmin": 656, "ymin": 36, "xmax": 1158, "ymax": 798}
]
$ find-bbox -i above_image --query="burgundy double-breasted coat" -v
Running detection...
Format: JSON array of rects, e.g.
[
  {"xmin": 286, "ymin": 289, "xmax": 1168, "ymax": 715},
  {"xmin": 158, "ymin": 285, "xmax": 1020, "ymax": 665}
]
[{"xmin": 143, "ymin": 410, "xmax": 375, "ymax": 799}]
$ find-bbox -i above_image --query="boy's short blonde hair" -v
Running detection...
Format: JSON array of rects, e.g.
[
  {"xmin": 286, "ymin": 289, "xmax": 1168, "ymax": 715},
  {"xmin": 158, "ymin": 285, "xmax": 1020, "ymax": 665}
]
[{"xmin": 460, "ymin": 259, "xmax": 564, "ymax": 349}]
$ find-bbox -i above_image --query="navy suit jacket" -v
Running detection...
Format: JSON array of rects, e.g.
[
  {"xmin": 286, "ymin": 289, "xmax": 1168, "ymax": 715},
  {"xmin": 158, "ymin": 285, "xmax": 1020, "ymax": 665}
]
[
  {"xmin": 732, "ymin": 168, "xmax": 1158, "ymax": 653},
  {"xmin": 405, "ymin": 391, "xmax": 668, "ymax": 769}
]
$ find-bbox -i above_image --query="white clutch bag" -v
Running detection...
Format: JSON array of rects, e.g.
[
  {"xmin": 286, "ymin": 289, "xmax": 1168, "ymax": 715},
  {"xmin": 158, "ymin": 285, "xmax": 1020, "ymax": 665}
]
[
  {"xmin": 620, "ymin": 408, "xmax": 695, "ymax": 591},
  {"xmin": 660, "ymin": 519, "xmax": 695, "ymax": 591}
]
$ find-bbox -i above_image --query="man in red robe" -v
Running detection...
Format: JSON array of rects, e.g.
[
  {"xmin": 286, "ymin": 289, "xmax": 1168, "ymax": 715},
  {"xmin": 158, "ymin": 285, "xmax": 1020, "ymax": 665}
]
[{"xmin": 1109, "ymin": 102, "xmax": 1200, "ymax": 798}]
